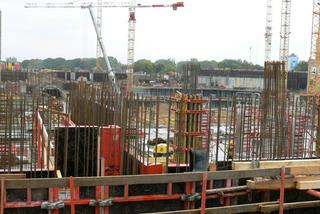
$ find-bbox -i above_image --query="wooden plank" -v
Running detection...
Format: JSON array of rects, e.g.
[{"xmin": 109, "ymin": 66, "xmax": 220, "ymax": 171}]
[
  {"xmin": 75, "ymin": 169, "xmax": 282, "ymax": 187},
  {"xmin": 289, "ymin": 165, "xmax": 320, "ymax": 175},
  {"xmin": 5, "ymin": 178, "xmax": 69, "ymax": 189},
  {"xmin": 0, "ymin": 174, "xmax": 25, "ymax": 179},
  {"xmin": 248, "ymin": 176, "xmax": 320, "ymax": 190},
  {"xmin": 5, "ymin": 169, "xmax": 281, "ymax": 189},
  {"xmin": 260, "ymin": 200, "xmax": 320, "ymax": 212},
  {"xmin": 296, "ymin": 180, "xmax": 320, "ymax": 190},
  {"xmin": 56, "ymin": 170, "xmax": 62, "ymax": 178},
  {"xmin": 247, "ymin": 179, "xmax": 296, "ymax": 190},
  {"xmin": 233, "ymin": 159, "xmax": 320, "ymax": 171},
  {"xmin": 74, "ymin": 173, "xmax": 203, "ymax": 187},
  {"xmin": 206, "ymin": 168, "xmax": 285, "ymax": 180}
]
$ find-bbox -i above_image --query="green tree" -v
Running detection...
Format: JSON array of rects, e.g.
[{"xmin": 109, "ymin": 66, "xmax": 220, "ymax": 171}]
[
  {"xmin": 64, "ymin": 58, "xmax": 81, "ymax": 69},
  {"xmin": 177, "ymin": 59, "xmax": 218, "ymax": 73},
  {"xmin": 99, "ymin": 56, "xmax": 125, "ymax": 72},
  {"xmin": 199, "ymin": 60, "xmax": 218, "ymax": 69},
  {"xmin": 218, "ymin": 59, "xmax": 263, "ymax": 70},
  {"xmin": 41, "ymin": 58, "xmax": 66, "ymax": 69},
  {"xmin": 154, "ymin": 59, "xmax": 176, "ymax": 73},
  {"xmin": 134, "ymin": 59, "xmax": 155, "ymax": 73},
  {"xmin": 21, "ymin": 57, "xmax": 125, "ymax": 71},
  {"xmin": 296, "ymin": 61, "xmax": 308, "ymax": 71},
  {"xmin": 21, "ymin": 59, "xmax": 42, "ymax": 69}
]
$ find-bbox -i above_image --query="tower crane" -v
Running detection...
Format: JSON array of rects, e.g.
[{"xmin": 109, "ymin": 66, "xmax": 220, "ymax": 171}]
[
  {"xmin": 265, "ymin": 0, "xmax": 273, "ymax": 61},
  {"xmin": 96, "ymin": 0, "xmax": 103, "ymax": 71},
  {"xmin": 307, "ymin": 0, "xmax": 320, "ymax": 96},
  {"xmin": 279, "ymin": 0, "xmax": 291, "ymax": 66},
  {"xmin": 25, "ymin": 1, "xmax": 184, "ymax": 93},
  {"xmin": 125, "ymin": 1, "xmax": 183, "ymax": 92}
]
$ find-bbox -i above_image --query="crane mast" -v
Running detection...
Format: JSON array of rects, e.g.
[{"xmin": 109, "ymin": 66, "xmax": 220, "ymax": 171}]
[
  {"xmin": 307, "ymin": 0, "xmax": 320, "ymax": 96},
  {"xmin": 279, "ymin": 0, "xmax": 292, "ymax": 65},
  {"xmin": 96, "ymin": 0, "xmax": 103, "ymax": 71},
  {"xmin": 265, "ymin": 0, "xmax": 273, "ymax": 61},
  {"xmin": 125, "ymin": 1, "xmax": 183, "ymax": 93},
  {"xmin": 127, "ymin": 1, "xmax": 136, "ymax": 93}
]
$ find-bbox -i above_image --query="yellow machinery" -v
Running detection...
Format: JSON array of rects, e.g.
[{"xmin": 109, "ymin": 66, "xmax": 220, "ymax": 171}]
[{"xmin": 153, "ymin": 143, "xmax": 174, "ymax": 157}]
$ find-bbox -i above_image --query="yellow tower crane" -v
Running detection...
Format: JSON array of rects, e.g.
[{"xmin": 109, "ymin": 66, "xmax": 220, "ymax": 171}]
[{"xmin": 307, "ymin": 1, "xmax": 320, "ymax": 96}]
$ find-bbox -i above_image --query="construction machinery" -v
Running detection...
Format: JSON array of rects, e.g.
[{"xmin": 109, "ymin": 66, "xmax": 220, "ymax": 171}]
[
  {"xmin": 307, "ymin": 0, "xmax": 320, "ymax": 96},
  {"xmin": 153, "ymin": 143, "xmax": 174, "ymax": 157},
  {"xmin": 87, "ymin": 5, "xmax": 118, "ymax": 91},
  {"xmin": 25, "ymin": 1, "xmax": 184, "ymax": 93}
]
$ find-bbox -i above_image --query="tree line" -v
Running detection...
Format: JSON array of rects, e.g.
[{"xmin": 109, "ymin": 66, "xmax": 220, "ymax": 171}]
[
  {"xmin": 21, "ymin": 57, "xmax": 125, "ymax": 72},
  {"xmin": 21, "ymin": 57, "xmax": 309, "ymax": 73}
]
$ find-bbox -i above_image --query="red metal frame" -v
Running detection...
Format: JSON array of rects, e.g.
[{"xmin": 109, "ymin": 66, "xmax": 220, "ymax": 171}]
[
  {"xmin": 70, "ymin": 176, "xmax": 75, "ymax": 214},
  {"xmin": 101, "ymin": 126, "xmax": 121, "ymax": 176},
  {"xmin": 201, "ymin": 172, "xmax": 207, "ymax": 214},
  {"xmin": 279, "ymin": 166, "xmax": 285, "ymax": 214},
  {"xmin": 0, "ymin": 169, "xmax": 286, "ymax": 213}
]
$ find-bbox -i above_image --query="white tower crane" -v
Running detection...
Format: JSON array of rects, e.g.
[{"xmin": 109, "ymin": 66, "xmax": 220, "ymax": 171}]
[
  {"xmin": 123, "ymin": 1, "xmax": 184, "ymax": 93},
  {"xmin": 265, "ymin": 0, "xmax": 273, "ymax": 61},
  {"xmin": 25, "ymin": 1, "xmax": 184, "ymax": 93},
  {"xmin": 279, "ymin": 0, "xmax": 292, "ymax": 65},
  {"xmin": 127, "ymin": 0, "xmax": 136, "ymax": 93},
  {"xmin": 96, "ymin": 0, "xmax": 103, "ymax": 71}
]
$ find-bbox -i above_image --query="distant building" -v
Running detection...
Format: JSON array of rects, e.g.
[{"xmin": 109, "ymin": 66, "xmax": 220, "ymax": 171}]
[{"xmin": 198, "ymin": 69, "xmax": 307, "ymax": 91}]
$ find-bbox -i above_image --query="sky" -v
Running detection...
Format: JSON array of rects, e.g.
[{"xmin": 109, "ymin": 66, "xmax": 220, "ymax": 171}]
[{"xmin": 0, "ymin": 0, "xmax": 314, "ymax": 65}]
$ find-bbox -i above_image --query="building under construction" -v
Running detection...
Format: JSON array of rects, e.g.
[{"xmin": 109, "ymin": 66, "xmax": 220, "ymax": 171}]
[
  {"xmin": 1, "ymin": 0, "xmax": 320, "ymax": 213},
  {"xmin": 0, "ymin": 60, "xmax": 318, "ymax": 214}
]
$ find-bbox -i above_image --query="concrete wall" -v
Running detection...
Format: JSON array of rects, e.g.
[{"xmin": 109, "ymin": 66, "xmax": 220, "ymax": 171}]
[{"xmin": 198, "ymin": 76, "xmax": 263, "ymax": 89}]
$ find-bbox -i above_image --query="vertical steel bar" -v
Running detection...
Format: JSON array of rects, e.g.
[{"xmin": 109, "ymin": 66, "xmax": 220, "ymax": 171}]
[{"xmin": 166, "ymin": 98, "xmax": 172, "ymax": 173}]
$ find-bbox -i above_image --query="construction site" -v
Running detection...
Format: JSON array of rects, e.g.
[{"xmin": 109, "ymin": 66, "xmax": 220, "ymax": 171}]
[{"xmin": 0, "ymin": 0, "xmax": 320, "ymax": 213}]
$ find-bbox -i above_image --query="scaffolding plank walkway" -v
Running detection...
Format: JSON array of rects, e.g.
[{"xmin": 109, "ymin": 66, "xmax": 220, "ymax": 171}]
[
  {"xmin": 247, "ymin": 175, "xmax": 320, "ymax": 190},
  {"xmin": 296, "ymin": 180, "xmax": 320, "ymax": 190},
  {"xmin": 233, "ymin": 159, "xmax": 320, "ymax": 170}
]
